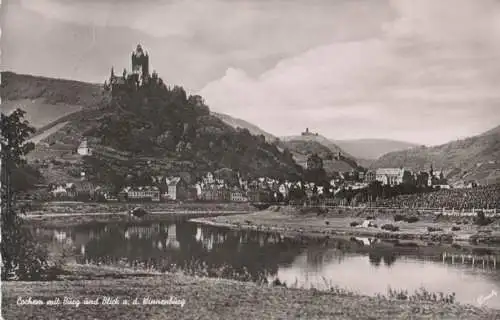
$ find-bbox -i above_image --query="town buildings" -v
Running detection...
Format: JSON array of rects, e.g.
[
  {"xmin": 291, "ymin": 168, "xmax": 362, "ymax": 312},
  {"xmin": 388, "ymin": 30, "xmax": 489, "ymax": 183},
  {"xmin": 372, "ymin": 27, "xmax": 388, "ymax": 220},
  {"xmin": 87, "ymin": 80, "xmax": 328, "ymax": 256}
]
[
  {"xmin": 375, "ymin": 168, "xmax": 405, "ymax": 186},
  {"xmin": 306, "ymin": 154, "xmax": 324, "ymax": 171},
  {"xmin": 125, "ymin": 186, "xmax": 161, "ymax": 202},
  {"xmin": 163, "ymin": 177, "xmax": 188, "ymax": 201},
  {"xmin": 364, "ymin": 171, "xmax": 376, "ymax": 183},
  {"xmin": 229, "ymin": 187, "xmax": 248, "ymax": 202},
  {"xmin": 49, "ymin": 181, "xmax": 100, "ymax": 201}
]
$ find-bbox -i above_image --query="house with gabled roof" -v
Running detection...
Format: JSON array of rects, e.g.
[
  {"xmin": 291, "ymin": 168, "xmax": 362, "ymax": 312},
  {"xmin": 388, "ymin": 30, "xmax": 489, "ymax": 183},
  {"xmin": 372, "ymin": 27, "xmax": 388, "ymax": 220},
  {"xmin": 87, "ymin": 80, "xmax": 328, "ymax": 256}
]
[
  {"xmin": 163, "ymin": 177, "xmax": 188, "ymax": 201},
  {"xmin": 77, "ymin": 139, "xmax": 92, "ymax": 156},
  {"xmin": 375, "ymin": 168, "xmax": 405, "ymax": 186},
  {"xmin": 230, "ymin": 187, "xmax": 248, "ymax": 202},
  {"xmin": 126, "ymin": 186, "xmax": 160, "ymax": 202}
]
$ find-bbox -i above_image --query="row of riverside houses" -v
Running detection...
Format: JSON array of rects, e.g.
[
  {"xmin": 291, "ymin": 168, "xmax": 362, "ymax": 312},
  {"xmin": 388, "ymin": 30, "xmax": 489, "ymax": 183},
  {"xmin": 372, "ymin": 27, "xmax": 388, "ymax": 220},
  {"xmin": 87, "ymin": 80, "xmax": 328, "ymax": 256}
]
[
  {"xmin": 364, "ymin": 165, "xmax": 450, "ymax": 188},
  {"xmin": 45, "ymin": 164, "xmax": 453, "ymax": 204},
  {"xmin": 47, "ymin": 170, "xmax": 343, "ymax": 203}
]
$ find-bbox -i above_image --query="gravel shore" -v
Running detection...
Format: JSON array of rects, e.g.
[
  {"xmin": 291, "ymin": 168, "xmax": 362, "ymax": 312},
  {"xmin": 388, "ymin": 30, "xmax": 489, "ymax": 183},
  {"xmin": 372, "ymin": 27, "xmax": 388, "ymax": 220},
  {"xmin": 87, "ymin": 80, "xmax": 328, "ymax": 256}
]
[{"xmin": 191, "ymin": 206, "xmax": 500, "ymax": 245}]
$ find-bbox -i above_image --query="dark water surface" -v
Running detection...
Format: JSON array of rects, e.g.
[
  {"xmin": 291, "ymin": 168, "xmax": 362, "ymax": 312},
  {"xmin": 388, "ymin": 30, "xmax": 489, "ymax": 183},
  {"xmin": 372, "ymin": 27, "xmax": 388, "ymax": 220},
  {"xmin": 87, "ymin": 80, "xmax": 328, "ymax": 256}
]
[{"xmin": 37, "ymin": 220, "xmax": 500, "ymax": 309}]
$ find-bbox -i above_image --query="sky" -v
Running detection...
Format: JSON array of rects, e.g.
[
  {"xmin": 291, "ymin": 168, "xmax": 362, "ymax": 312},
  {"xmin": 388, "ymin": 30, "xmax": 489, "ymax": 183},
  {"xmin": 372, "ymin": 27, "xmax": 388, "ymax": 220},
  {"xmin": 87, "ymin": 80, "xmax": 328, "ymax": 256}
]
[{"xmin": 2, "ymin": 0, "xmax": 500, "ymax": 145}]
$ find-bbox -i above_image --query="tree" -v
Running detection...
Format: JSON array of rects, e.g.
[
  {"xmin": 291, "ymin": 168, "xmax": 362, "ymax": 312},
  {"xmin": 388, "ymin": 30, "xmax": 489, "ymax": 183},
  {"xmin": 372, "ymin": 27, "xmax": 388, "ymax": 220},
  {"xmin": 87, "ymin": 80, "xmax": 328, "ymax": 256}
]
[
  {"xmin": 1, "ymin": 109, "xmax": 53, "ymax": 280},
  {"xmin": 402, "ymin": 170, "xmax": 415, "ymax": 186}
]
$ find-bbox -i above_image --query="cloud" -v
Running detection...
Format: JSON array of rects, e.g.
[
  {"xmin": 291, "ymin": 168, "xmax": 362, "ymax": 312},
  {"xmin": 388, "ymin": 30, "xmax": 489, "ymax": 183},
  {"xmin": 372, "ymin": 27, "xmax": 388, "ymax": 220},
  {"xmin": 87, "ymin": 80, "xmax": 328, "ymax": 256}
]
[
  {"xmin": 200, "ymin": 0, "xmax": 500, "ymax": 145},
  {"xmin": 7, "ymin": 0, "xmax": 500, "ymax": 144},
  {"xmin": 11, "ymin": 0, "xmax": 392, "ymax": 91},
  {"xmin": 19, "ymin": 0, "xmax": 390, "ymax": 40}
]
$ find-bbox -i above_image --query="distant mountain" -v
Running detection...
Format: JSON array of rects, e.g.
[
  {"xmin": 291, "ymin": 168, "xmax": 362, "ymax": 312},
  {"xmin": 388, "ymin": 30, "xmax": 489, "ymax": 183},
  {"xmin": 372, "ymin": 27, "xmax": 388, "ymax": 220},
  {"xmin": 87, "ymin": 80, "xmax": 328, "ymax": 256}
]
[
  {"xmin": 212, "ymin": 112, "xmax": 277, "ymax": 143},
  {"xmin": 1, "ymin": 71, "xmax": 303, "ymax": 185},
  {"xmin": 332, "ymin": 139, "xmax": 419, "ymax": 160},
  {"xmin": 210, "ymin": 113, "xmax": 415, "ymax": 164},
  {"xmin": 214, "ymin": 115, "xmax": 362, "ymax": 172},
  {"xmin": 371, "ymin": 126, "xmax": 500, "ymax": 185}
]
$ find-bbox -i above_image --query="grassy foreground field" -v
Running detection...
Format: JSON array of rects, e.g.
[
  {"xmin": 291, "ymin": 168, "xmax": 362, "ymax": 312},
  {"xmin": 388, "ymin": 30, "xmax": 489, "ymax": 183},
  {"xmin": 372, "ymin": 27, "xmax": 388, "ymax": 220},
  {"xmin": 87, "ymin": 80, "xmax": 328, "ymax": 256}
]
[{"xmin": 3, "ymin": 264, "xmax": 500, "ymax": 320}]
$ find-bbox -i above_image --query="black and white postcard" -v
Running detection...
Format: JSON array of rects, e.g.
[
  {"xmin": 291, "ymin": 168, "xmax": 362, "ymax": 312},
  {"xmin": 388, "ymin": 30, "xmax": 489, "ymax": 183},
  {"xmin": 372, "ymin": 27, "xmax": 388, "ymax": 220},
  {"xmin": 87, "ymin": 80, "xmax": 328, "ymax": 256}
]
[{"xmin": 1, "ymin": 0, "xmax": 500, "ymax": 319}]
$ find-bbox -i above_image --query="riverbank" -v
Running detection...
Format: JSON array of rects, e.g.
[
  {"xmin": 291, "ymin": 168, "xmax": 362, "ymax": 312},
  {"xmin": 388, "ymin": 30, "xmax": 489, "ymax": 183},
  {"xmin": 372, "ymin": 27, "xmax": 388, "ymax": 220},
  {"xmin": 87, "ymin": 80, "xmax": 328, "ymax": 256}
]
[
  {"xmin": 3, "ymin": 264, "xmax": 499, "ymax": 319},
  {"xmin": 20, "ymin": 201, "xmax": 254, "ymax": 215},
  {"xmin": 191, "ymin": 206, "xmax": 500, "ymax": 246},
  {"xmin": 19, "ymin": 201, "xmax": 254, "ymax": 228},
  {"xmin": 23, "ymin": 210, "xmax": 251, "ymax": 228}
]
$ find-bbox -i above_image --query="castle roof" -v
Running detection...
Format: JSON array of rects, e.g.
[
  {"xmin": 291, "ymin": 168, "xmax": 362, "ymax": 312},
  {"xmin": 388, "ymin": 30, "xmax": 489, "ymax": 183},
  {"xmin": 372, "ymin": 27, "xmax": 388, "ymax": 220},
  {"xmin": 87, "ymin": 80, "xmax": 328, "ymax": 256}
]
[{"xmin": 167, "ymin": 177, "xmax": 181, "ymax": 186}]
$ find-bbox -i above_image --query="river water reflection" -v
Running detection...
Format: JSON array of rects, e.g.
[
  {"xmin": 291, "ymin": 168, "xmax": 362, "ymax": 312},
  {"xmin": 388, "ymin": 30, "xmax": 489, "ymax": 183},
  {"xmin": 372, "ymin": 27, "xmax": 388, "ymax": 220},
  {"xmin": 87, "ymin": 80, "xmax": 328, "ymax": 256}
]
[{"xmin": 39, "ymin": 221, "xmax": 500, "ymax": 309}]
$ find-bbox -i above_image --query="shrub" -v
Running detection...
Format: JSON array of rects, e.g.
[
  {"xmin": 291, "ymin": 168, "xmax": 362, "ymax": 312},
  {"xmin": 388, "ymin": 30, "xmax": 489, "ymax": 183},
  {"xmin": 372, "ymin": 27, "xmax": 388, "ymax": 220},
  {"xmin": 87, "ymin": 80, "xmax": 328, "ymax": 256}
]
[
  {"xmin": 272, "ymin": 278, "xmax": 286, "ymax": 287},
  {"xmin": 387, "ymin": 287, "xmax": 455, "ymax": 304},
  {"xmin": 394, "ymin": 214, "xmax": 404, "ymax": 222},
  {"xmin": 472, "ymin": 247, "xmax": 492, "ymax": 255},
  {"xmin": 427, "ymin": 226, "xmax": 443, "ymax": 232},
  {"xmin": 474, "ymin": 211, "xmax": 493, "ymax": 226},
  {"xmin": 299, "ymin": 206, "xmax": 328, "ymax": 216},
  {"xmin": 404, "ymin": 216, "xmax": 419, "ymax": 223},
  {"xmin": 394, "ymin": 242, "xmax": 419, "ymax": 248},
  {"xmin": 1, "ymin": 214, "xmax": 58, "ymax": 281},
  {"xmin": 381, "ymin": 224, "xmax": 399, "ymax": 232}
]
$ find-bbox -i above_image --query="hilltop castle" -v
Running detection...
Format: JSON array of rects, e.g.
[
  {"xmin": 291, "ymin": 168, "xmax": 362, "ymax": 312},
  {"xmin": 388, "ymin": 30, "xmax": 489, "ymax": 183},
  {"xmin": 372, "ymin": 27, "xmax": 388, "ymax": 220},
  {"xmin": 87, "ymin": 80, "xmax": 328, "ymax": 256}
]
[
  {"xmin": 301, "ymin": 128, "xmax": 319, "ymax": 136},
  {"xmin": 104, "ymin": 44, "xmax": 161, "ymax": 96}
]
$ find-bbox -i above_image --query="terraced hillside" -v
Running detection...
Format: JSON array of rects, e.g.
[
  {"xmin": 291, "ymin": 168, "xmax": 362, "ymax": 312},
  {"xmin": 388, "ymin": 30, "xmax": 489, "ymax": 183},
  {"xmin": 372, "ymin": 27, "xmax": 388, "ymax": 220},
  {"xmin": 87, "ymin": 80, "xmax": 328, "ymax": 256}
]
[
  {"xmin": 371, "ymin": 125, "xmax": 500, "ymax": 185},
  {"xmin": 1, "ymin": 71, "xmax": 303, "ymax": 185}
]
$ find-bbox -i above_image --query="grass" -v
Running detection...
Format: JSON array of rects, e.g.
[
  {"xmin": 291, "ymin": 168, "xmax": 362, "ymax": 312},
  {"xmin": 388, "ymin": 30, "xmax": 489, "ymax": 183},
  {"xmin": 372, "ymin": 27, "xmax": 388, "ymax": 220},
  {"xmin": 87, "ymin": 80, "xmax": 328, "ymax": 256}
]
[
  {"xmin": 5, "ymin": 264, "xmax": 496, "ymax": 320},
  {"xmin": 69, "ymin": 259, "xmax": 460, "ymax": 307},
  {"xmin": 383, "ymin": 286, "xmax": 456, "ymax": 304}
]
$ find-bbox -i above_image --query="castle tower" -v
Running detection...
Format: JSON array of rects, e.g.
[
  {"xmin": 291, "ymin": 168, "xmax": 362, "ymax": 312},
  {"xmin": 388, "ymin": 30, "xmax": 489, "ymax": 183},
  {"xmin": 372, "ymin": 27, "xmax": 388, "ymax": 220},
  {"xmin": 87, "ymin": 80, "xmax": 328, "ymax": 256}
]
[{"xmin": 131, "ymin": 44, "xmax": 149, "ymax": 79}]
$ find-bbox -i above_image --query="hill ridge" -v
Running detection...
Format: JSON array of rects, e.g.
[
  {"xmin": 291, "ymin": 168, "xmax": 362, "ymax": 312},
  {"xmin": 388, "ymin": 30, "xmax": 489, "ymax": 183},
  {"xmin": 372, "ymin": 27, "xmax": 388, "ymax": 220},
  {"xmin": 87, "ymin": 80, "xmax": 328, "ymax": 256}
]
[{"xmin": 371, "ymin": 126, "xmax": 500, "ymax": 185}]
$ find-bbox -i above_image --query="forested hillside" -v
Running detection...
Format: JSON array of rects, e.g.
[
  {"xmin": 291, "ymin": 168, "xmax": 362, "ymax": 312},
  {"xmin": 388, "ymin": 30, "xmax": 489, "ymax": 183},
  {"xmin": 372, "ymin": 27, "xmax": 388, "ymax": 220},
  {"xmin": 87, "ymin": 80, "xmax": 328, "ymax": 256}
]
[
  {"xmin": 371, "ymin": 127, "xmax": 500, "ymax": 185},
  {"xmin": 1, "ymin": 71, "xmax": 303, "ymax": 186}
]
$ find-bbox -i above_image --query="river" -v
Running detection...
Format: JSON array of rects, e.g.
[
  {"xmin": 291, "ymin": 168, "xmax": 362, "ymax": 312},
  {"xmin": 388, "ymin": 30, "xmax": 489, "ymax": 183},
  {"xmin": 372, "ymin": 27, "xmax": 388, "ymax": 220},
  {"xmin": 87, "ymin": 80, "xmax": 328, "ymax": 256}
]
[{"xmin": 36, "ymin": 220, "xmax": 500, "ymax": 309}]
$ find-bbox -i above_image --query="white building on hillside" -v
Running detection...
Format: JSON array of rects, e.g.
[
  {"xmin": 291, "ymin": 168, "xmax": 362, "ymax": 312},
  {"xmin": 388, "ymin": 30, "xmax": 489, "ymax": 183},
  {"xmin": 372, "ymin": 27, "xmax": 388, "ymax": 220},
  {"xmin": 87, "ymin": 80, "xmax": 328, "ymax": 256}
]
[
  {"xmin": 77, "ymin": 139, "xmax": 92, "ymax": 156},
  {"xmin": 375, "ymin": 168, "xmax": 405, "ymax": 186}
]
